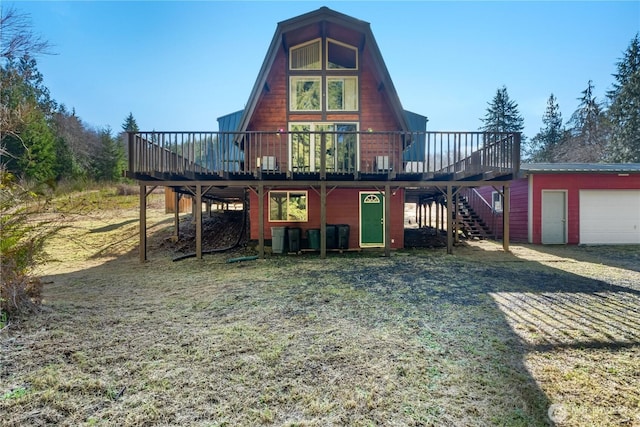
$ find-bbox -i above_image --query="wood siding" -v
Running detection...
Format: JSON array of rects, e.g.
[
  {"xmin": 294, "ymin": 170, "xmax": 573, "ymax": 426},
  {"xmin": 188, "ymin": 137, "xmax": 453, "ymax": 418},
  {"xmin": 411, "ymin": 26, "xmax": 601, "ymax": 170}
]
[
  {"xmin": 245, "ymin": 33, "xmax": 405, "ymax": 172},
  {"xmin": 476, "ymin": 179, "xmax": 529, "ymax": 242},
  {"xmin": 530, "ymin": 173, "xmax": 640, "ymax": 244},
  {"xmin": 249, "ymin": 187, "xmax": 405, "ymax": 249},
  {"xmin": 164, "ymin": 188, "xmax": 192, "ymax": 214}
]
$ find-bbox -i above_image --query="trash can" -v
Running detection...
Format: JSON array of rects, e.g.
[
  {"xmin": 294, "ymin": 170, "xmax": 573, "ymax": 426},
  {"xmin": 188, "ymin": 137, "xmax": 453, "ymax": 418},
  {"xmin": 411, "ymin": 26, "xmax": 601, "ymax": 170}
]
[
  {"xmin": 271, "ymin": 227, "xmax": 287, "ymax": 254},
  {"xmin": 307, "ymin": 229, "xmax": 320, "ymax": 250},
  {"xmin": 326, "ymin": 225, "xmax": 337, "ymax": 249},
  {"xmin": 337, "ymin": 224, "xmax": 350, "ymax": 249},
  {"xmin": 288, "ymin": 227, "xmax": 301, "ymax": 253}
]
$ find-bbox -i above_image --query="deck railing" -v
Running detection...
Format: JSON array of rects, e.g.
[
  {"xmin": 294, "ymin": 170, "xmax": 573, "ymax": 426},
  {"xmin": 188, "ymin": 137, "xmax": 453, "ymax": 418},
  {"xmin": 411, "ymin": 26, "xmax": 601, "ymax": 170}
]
[{"xmin": 127, "ymin": 131, "xmax": 520, "ymax": 179}]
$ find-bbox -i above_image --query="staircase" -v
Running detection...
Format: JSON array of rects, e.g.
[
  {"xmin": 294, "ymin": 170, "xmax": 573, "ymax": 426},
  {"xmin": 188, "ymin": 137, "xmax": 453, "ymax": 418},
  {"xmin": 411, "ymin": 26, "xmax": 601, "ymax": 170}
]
[{"xmin": 457, "ymin": 197, "xmax": 492, "ymax": 239}]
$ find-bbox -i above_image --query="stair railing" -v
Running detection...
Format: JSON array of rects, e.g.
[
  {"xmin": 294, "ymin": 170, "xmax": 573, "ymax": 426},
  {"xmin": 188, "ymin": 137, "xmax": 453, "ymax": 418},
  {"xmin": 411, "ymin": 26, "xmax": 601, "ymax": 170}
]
[{"xmin": 461, "ymin": 187, "xmax": 499, "ymax": 239}]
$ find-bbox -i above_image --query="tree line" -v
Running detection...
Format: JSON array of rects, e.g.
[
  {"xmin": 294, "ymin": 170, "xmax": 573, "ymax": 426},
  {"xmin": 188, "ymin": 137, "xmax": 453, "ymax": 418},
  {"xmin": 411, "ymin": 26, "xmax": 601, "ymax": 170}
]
[
  {"xmin": 480, "ymin": 34, "xmax": 640, "ymax": 164},
  {"xmin": 0, "ymin": 7, "xmax": 140, "ymax": 188}
]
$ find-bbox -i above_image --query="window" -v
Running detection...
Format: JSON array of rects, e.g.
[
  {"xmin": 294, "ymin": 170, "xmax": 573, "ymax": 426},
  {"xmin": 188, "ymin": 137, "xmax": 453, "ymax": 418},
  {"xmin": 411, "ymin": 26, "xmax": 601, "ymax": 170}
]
[
  {"xmin": 327, "ymin": 77, "xmax": 358, "ymax": 111},
  {"xmin": 269, "ymin": 191, "xmax": 308, "ymax": 222},
  {"xmin": 290, "ymin": 39, "xmax": 321, "ymax": 70},
  {"xmin": 327, "ymin": 39, "xmax": 358, "ymax": 69},
  {"xmin": 290, "ymin": 77, "xmax": 321, "ymax": 111},
  {"xmin": 289, "ymin": 123, "xmax": 358, "ymax": 173},
  {"xmin": 492, "ymin": 191, "xmax": 503, "ymax": 213},
  {"xmin": 288, "ymin": 39, "xmax": 359, "ymax": 113}
]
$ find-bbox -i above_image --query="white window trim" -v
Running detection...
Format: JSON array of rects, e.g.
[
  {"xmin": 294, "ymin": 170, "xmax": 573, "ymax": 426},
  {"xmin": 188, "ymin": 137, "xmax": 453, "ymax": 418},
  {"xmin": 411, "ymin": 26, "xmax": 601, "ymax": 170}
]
[
  {"xmin": 288, "ymin": 122, "xmax": 360, "ymax": 173},
  {"xmin": 492, "ymin": 190, "xmax": 507, "ymax": 213}
]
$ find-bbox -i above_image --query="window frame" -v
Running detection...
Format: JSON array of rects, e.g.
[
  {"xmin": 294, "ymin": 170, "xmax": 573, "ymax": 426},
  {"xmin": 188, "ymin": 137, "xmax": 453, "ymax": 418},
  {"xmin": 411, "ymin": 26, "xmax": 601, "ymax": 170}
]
[
  {"xmin": 289, "ymin": 76, "xmax": 322, "ymax": 112},
  {"xmin": 492, "ymin": 191, "xmax": 503, "ymax": 213},
  {"xmin": 268, "ymin": 190, "xmax": 308, "ymax": 222},
  {"xmin": 289, "ymin": 38, "xmax": 322, "ymax": 70},
  {"xmin": 326, "ymin": 76, "xmax": 359, "ymax": 111},
  {"xmin": 288, "ymin": 122, "xmax": 359, "ymax": 173},
  {"xmin": 326, "ymin": 38, "xmax": 358, "ymax": 70}
]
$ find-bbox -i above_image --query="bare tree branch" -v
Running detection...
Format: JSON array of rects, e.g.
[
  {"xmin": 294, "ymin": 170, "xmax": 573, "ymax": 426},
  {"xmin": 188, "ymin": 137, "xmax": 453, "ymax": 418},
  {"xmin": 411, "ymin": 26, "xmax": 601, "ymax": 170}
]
[{"xmin": 0, "ymin": 5, "xmax": 54, "ymax": 60}]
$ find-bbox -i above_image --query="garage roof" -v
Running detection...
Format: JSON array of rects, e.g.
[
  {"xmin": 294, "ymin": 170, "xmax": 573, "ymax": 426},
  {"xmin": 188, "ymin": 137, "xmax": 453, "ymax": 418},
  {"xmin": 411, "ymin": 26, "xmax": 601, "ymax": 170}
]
[{"xmin": 521, "ymin": 163, "xmax": 640, "ymax": 174}]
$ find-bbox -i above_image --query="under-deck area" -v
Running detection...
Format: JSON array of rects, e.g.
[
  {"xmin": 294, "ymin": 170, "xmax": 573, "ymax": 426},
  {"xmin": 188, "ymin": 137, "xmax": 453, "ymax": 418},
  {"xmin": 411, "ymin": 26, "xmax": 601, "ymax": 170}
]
[{"xmin": 128, "ymin": 130, "xmax": 520, "ymax": 260}]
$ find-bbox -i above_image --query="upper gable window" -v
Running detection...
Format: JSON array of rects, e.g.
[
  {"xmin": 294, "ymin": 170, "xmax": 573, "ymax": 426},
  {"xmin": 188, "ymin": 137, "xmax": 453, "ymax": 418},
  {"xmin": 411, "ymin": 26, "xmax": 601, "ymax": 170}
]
[
  {"xmin": 327, "ymin": 39, "xmax": 358, "ymax": 70},
  {"xmin": 290, "ymin": 39, "xmax": 322, "ymax": 70}
]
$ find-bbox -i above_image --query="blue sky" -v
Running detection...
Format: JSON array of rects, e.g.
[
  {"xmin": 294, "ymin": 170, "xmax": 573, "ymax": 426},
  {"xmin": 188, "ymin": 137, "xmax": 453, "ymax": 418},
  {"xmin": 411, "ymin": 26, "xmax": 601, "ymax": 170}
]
[{"xmin": 10, "ymin": 1, "xmax": 640, "ymax": 139}]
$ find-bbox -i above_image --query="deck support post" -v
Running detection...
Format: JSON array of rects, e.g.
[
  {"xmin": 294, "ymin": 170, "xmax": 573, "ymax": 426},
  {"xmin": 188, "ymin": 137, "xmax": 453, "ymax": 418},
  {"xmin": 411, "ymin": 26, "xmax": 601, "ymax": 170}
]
[
  {"xmin": 503, "ymin": 184, "xmax": 510, "ymax": 252},
  {"xmin": 139, "ymin": 184, "xmax": 147, "ymax": 263},
  {"xmin": 195, "ymin": 184, "xmax": 202, "ymax": 259},
  {"xmin": 446, "ymin": 185, "xmax": 453, "ymax": 254},
  {"xmin": 173, "ymin": 189, "xmax": 180, "ymax": 240},
  {"xmin": 320, "ymin": 182, "xmax": 327, "ymax": 259},
  {"xmin": 384, "ymin": 184, "xmax": 391, "ymax": 257},
  {"xmin": 417, "ymin": 201, "xmax": 422, "ymax": 228},
  {"xmin": 428, "ymin": 201, "xmax": 432, "ymax": 228},
  {"xmin": 258, "ymin": 183, "xmax": 265, "ymax": 259}
]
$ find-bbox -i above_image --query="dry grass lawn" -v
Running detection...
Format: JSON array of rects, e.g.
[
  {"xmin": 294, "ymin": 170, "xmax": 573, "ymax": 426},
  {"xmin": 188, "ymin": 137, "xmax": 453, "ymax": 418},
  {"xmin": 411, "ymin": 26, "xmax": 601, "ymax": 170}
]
[{"xmin": 1, "ymin": 190, "xmax": 639, "ymax": 426}]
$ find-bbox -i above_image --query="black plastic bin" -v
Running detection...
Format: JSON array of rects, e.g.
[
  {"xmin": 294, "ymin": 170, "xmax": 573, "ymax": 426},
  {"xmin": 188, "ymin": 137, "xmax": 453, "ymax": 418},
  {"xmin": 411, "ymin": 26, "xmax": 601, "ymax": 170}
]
[
  {"xmin": 326, "ymin": 225, "xmax": 337, "ymax": 249},
  {"xmin": 337, "ymin": 224, "xmax": 350, "ymax": 249},
  {"xmin": 288, "ymin": 227, "xmax": 302, "ymax": 253}
]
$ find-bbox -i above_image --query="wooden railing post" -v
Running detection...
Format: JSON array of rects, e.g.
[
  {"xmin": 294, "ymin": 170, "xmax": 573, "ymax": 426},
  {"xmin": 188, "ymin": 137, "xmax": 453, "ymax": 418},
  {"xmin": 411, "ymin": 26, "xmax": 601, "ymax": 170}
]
[
  {"xmin": 512, "ymin": 133, "xmax": 521, "ymax": 176},
  {"xmin": 320, "ymin": 132, "xmax": 327, "ymax": 179}
]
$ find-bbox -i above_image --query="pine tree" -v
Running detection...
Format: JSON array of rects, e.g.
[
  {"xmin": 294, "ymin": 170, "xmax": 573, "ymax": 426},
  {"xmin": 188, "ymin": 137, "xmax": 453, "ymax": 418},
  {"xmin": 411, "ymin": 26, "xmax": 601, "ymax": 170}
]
[
  {"xmin": 121, "ymin": 112, "xmax": 139, "ymax": 132},
  {"xmin": 607, "ymin": 34, "xmax": 640, "ymax": 162},
  {"xmin": 92, "ymin": 128, "xmax": 125, "ymax": 181},
  {"xmin": 480, "ymin": 86, "xmax": 525, "ymax": 134},
  {"xmin": 528, "ymin": 94, "xmax": 565, "ymax": 162},
  {"xmin": 559, "ymin": 80, "xmax": 609, "ymax": 162}
]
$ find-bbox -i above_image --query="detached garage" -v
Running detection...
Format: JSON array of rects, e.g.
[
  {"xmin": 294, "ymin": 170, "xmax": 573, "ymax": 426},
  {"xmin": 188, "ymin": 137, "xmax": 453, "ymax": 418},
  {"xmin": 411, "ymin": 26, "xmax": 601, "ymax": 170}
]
[{"xmin": 523, "ymin": 163, "xmax": 640, "ymax": 245}]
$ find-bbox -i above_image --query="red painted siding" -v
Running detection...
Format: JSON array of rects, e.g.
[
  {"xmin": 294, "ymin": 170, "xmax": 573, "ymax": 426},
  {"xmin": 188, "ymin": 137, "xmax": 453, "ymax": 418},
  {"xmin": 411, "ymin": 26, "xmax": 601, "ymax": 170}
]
[
  {"xmin": 530, "ymin": 173, "xmax": 640, "ymax": 244},
  {"xmin": 474, "ymin": 180, "xmax": 528, "ymax": 242},
  {"xmin": 249, "ymin": 188, "xmax": 405, "ymax": 249}
]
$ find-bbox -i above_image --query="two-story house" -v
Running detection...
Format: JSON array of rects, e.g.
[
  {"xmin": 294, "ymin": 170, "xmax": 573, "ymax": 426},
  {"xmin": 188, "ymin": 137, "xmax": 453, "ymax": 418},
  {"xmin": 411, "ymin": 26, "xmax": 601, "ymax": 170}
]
[{"xmin": 127, "ymin": 7, "xmax": 520, "ymax": 260}]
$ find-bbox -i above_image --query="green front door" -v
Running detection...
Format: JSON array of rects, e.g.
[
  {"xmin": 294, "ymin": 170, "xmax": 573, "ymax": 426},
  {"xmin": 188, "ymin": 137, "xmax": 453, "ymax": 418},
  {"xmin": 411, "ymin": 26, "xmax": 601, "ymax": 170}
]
[{"xmin": 360, "ymin": 192, "xmax": 384, "ymax": 247}]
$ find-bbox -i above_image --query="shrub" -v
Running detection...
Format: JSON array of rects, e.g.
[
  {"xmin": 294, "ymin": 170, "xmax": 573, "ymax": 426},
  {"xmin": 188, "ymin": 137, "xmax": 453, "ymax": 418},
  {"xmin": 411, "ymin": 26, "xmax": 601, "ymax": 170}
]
[{"xmin": 1, "ymin": 171, "xmax": 54, "ymax": 323}]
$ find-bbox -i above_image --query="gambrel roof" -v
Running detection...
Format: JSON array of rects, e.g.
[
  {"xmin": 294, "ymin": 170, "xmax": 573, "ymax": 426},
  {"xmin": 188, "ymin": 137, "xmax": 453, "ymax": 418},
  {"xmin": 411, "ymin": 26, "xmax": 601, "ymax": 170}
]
[{"xmin": 235, "ymin": 6, "xmax": 411, "ymax": 132}]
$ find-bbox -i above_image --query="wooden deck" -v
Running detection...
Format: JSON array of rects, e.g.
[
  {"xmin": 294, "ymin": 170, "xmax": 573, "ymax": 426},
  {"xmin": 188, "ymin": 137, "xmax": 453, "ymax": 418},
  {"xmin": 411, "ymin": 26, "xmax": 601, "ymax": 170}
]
[
  {"xmin": 127, "ymin": 131, "xmax": 520, "ymax": 260},
  {"xmin": 127, "ymin": 130, "xmax": 520, "ymax": 185}
]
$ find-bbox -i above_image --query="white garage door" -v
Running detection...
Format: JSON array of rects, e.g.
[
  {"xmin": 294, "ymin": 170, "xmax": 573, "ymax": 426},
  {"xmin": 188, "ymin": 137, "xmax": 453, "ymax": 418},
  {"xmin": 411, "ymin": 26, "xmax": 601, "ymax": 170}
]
[{"xmin": 580, "ymin": 190, "xmax": 640, "ymax": 244}]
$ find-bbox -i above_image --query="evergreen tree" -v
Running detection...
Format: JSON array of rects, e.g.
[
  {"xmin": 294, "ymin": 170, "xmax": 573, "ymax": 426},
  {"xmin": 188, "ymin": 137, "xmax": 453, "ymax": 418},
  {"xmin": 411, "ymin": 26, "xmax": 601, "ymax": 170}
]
[
  {"xmin": 121, "ymin": 112, "xmax": 139, "ymax": 132},
  {"xmin": 1, "ymin": 56, "xmax": 57, "ymax": 182},
  {"xmin": 480, "ymin": 86, "xmax": 525, "ymax": 134},
  {"xmin": 528, "ymin": 94, "xmax": 565, "ymax": 162},
  {"xmin": 92, "ymin": 128, "xmax": 125, "ymax": 181},
  {"xmin": 607, "ymin": 34, "xmax": 640, "ymax": 162},
  {"xmin": 559, "ymin": 80, "xmax": 609, "ymax": 162},
  {"xmin": 568, "ymin": 80, "xmax": 605, "ymax": 144}
]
